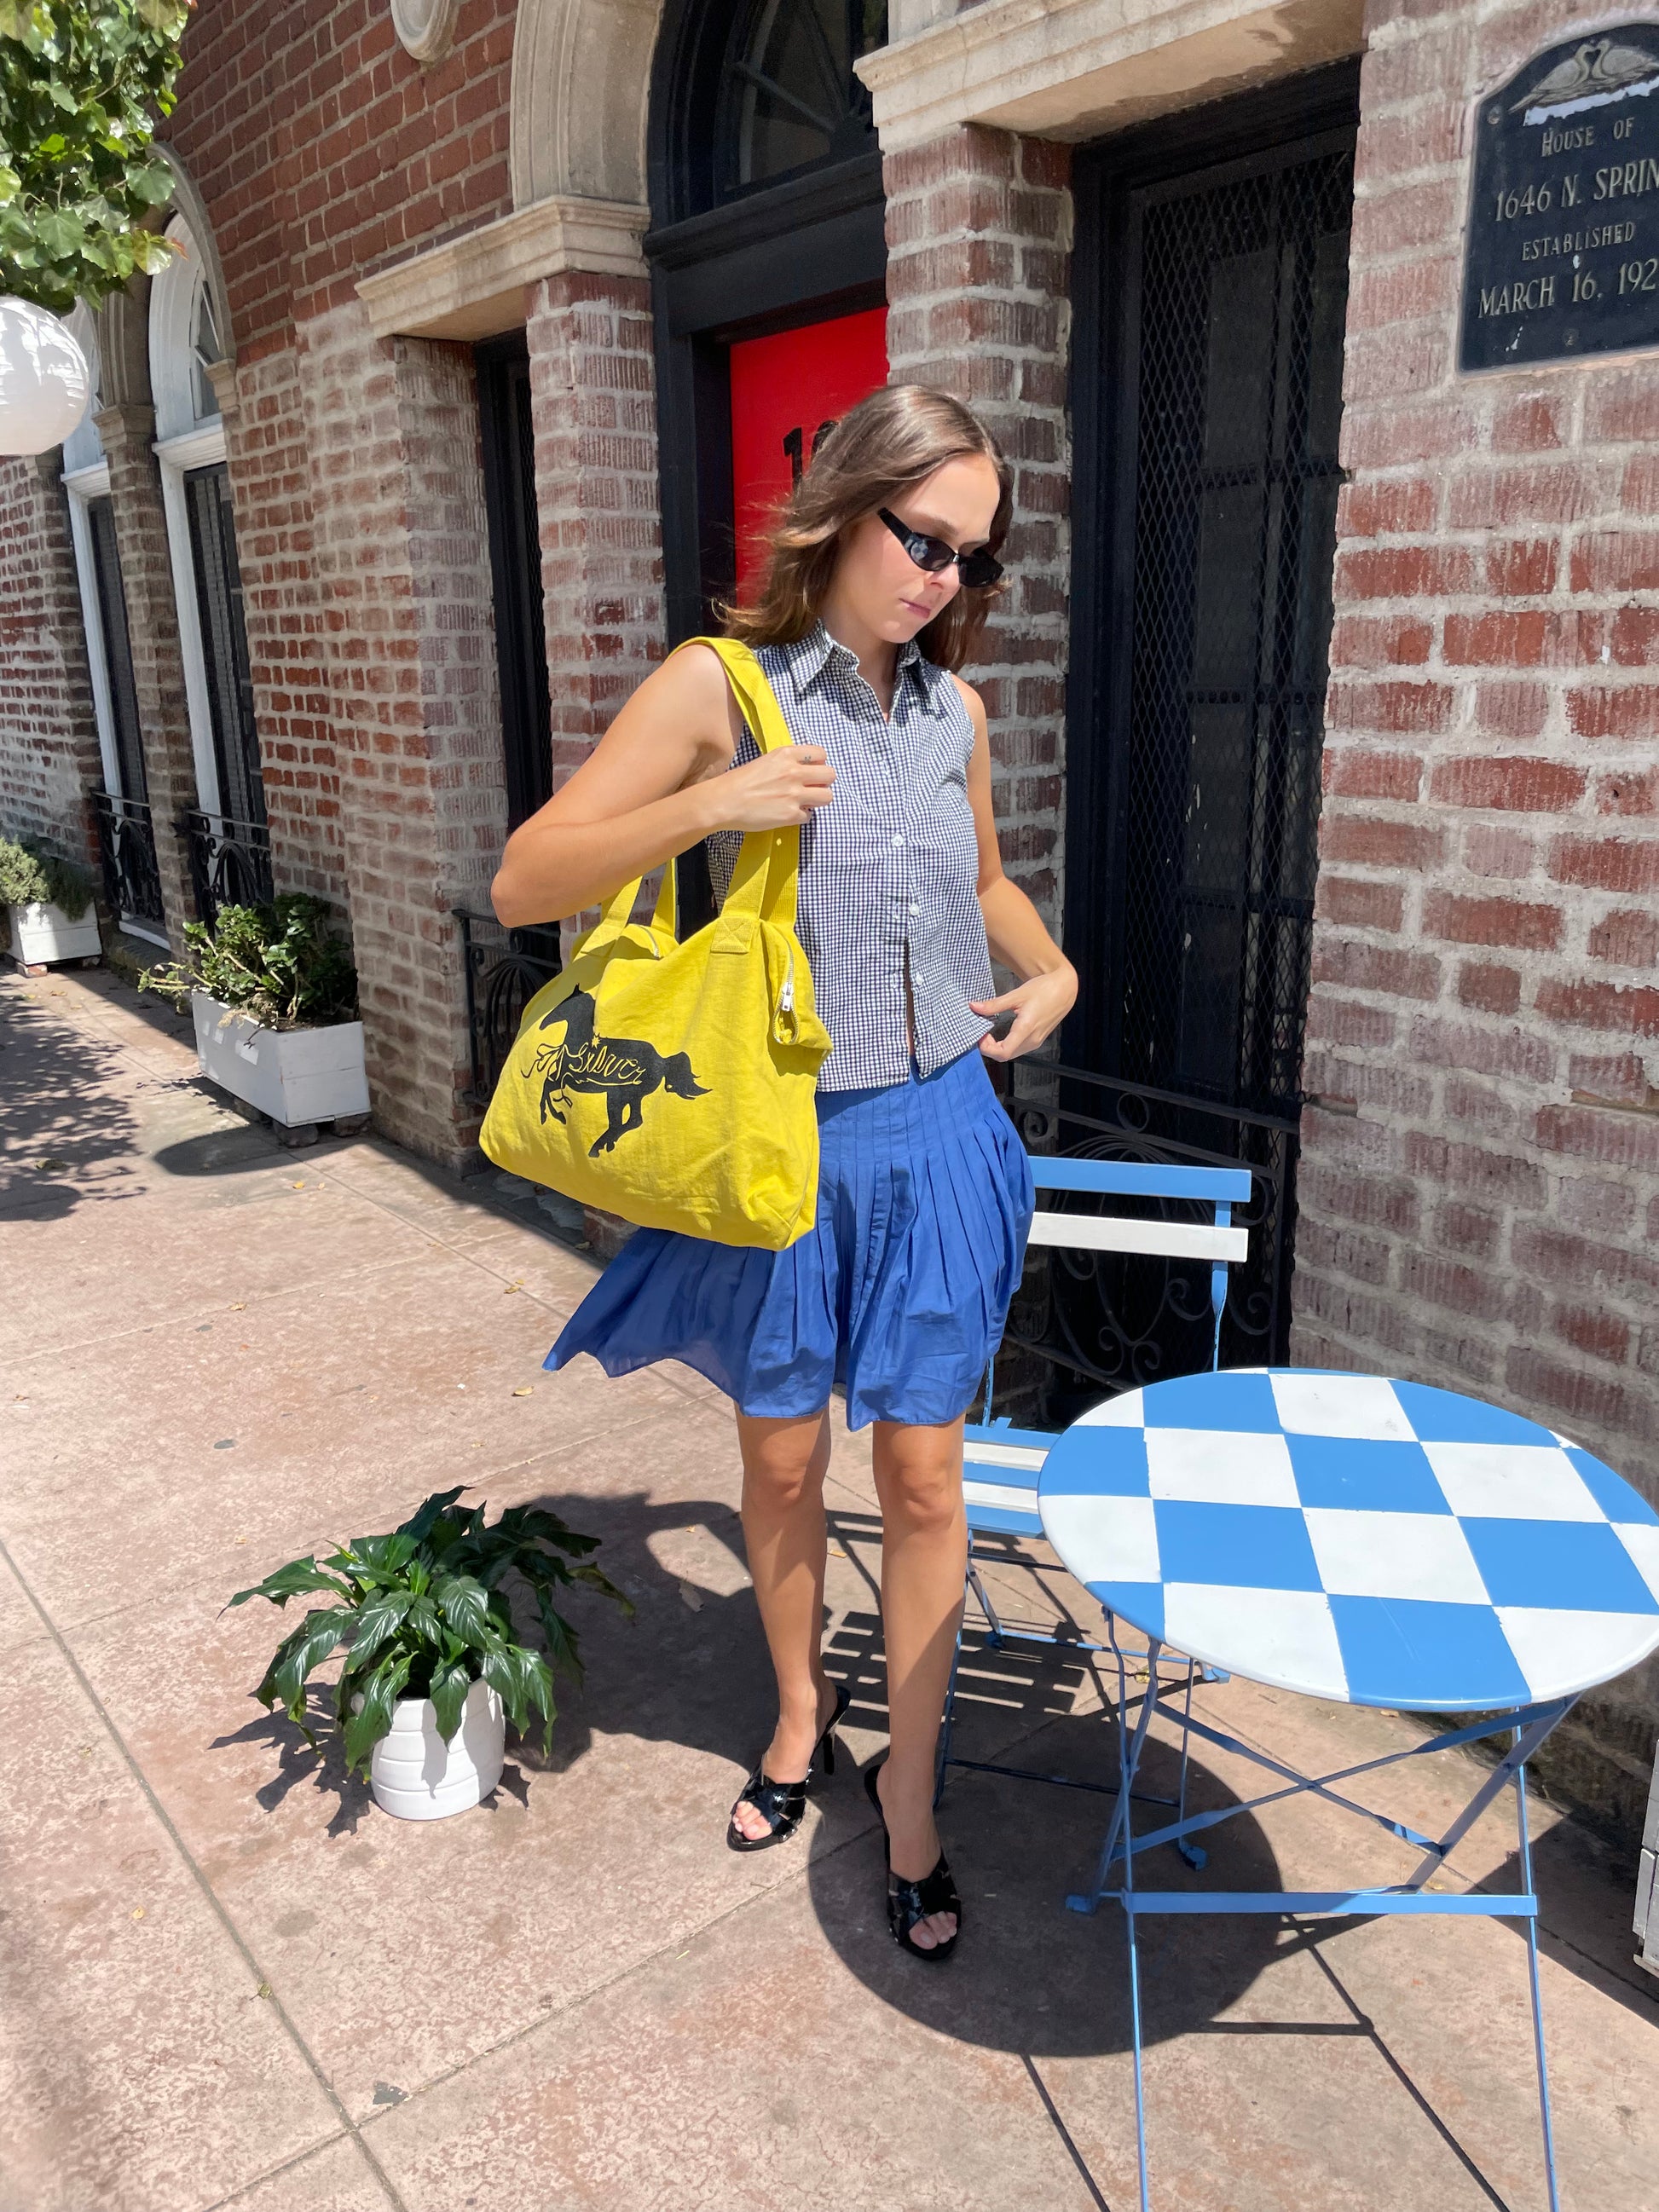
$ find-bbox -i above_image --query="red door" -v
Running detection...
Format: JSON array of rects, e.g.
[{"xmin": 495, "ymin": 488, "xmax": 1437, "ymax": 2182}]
[{"xmin": 728, "ymin": 304, "xmax": 888, "ymax": 601}]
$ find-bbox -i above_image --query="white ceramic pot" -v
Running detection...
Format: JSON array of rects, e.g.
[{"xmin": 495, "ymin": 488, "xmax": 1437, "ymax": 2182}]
[
  {"xmin": 368, "ymin": 1679, "xmax": 505, "ymax": 1822},
  {"xmin": 191, "ymin": 989, "xmax": 370, "ymax": 1127},
  {"xmin": 8, "ymin": 899, "xmax": 101, "ymax": 967}
]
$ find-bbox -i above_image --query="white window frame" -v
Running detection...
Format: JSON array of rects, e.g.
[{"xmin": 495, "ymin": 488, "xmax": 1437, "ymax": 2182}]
[
  {"xmin": 61, "ymin": 461, "xmax": 123, "ymax": 804},
  {"xmin": 61, "ymin": 309, "xmax": 173, "ymax": 950},
  {"xmin": 150, "ymin": 213, "xmax": 230, "ymax": 823}
]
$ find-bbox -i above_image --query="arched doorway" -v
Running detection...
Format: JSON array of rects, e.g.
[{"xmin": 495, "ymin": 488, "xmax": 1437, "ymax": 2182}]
[{"xmin": 648, "ymin": 0, "xmax": 892, "ymax": 641}]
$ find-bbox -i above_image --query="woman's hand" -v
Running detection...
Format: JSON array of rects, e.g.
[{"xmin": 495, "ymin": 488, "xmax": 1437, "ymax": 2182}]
[
  {"xmin": 705, "ymin": 746, "xmax": 835, "ymax": 834},
  {"xmin": 973, "ymin": 963, "xmax": 1078, "ymax": 1061}
]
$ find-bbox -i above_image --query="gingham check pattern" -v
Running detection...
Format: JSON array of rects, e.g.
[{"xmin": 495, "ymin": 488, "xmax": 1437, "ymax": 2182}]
[
  {"xmin": 706, "ymin": 623, "xmax": 994, "ymax": 1090},
  {"xmin": 1037, "ymin": 1369, "xmax": 1659, "ymax": 1711}
]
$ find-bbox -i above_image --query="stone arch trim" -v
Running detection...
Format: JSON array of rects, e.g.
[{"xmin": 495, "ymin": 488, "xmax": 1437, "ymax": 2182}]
[
  {"xmin": 153, "ymin": 146, "xmax": 237, "ymax": 370},
  {"xmin": 509, "ymin": 0, "xmax": 667, "ymax": 208}
]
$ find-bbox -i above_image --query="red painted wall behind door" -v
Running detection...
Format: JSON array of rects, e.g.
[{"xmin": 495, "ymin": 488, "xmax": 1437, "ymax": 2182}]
[{"xmin": 728, "ymin": 305, "xmax": 888, "ymax": 601}]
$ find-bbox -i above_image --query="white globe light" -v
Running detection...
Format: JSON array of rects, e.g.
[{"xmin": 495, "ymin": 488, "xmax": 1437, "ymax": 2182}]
[{"xmin": 0, "ymin": 297, "xmax": 91, "ymax": 457}]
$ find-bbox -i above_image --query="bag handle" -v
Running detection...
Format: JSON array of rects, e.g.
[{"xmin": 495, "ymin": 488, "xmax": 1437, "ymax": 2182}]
[
  {"xmin": 579, "ymin": 638, "xmax": 799, "ymax": 954},
  {"xmin": 584, "ymin": 850, "xmax": 677, "ymax": 953},
  {"xmin": 679, "ymin": 637, "xmax": 803, "ymax": 950}
]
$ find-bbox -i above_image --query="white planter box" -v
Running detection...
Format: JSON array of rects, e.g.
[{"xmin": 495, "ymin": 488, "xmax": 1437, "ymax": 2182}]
[
  {"xmin": 369, "ymin": 1681, "xmax": 506, "ymax": 1822},
  {"xmin": 191, "ymin": 989, "xmax": 369, "ymax": 1127},
  {"xmin": 8, "ymin": 899, "xmax": 100, "ymax": 966}
]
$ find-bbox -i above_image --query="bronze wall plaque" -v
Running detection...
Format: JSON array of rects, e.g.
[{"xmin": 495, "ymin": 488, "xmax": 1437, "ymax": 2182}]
[{"xmin": 1460, "ymin": 27, "xmax": 1659, "ymax": 372}]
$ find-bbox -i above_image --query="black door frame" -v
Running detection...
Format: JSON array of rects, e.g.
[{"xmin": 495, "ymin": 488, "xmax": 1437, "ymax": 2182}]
[
  {"xmin": 1064, "ymin": 60, "xmax": 1363, "ymax": 1074},
  {"xmin": 647, "ymin": 154, "xmax": 888, "ymax": 645},
  {"xmin": 476, "ymin": 329, "xmax": 553, "ymax": 832}
]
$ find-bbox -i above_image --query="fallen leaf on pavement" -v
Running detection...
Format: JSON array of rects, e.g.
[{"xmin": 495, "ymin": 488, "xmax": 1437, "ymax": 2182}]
[{"xmin": 512, "ymin": 1386, "xmax": 533, "ymax": 1397}]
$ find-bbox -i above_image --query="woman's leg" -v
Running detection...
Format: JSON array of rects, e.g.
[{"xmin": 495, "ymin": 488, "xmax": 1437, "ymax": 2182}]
[
  {"xmin": 871, "ymin": 1414, "xmax": 967, "ymax": 1949},
  {"xmin": 730, "ymin": 1405, "xmax": 836, "ymax": 1841}
]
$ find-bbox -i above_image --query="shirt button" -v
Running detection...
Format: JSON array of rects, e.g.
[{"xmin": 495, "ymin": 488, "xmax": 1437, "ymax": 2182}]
[
  {"xmin": 892, "ymin": 834, "xmax": 904, "ymax": 847},
  {"xmin": 910, "ymin": 904, "xmax": 920, "ymax": 916}
]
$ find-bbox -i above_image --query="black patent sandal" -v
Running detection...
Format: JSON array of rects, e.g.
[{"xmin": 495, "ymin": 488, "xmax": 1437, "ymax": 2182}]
[
  {"xmin": 863, "ymin": 1759, "xmax": 962, "ymax": 1963},
  {"xmin": 726, "ymin": 1681, "xmax": 851, "ymax": 1853}
]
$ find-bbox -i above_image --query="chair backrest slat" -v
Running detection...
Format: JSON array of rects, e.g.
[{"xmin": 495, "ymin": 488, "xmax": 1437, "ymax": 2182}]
[
  {"xmin": 1031, "ymin": 1159, "xmax": 1253, "ymax": 1201},
  {"xmin": 976, "ymin": 1152, "xmax": 1255, "ymax": 1427},
  {"xmin": 1027, "ymin": 1214, "xmax": 1248, "ymax": 1263}
]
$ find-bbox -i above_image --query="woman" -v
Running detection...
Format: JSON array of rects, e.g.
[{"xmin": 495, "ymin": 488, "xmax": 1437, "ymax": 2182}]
[{"xmin": 492, "ymin": 384, "xmax": 1078, "ymax": 1960}]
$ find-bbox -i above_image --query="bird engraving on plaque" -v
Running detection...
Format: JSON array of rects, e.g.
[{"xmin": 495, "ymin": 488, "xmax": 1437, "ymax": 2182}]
[{"xmin": 1461, "ymin": 25, "xmax": 1659, "ymax": 372}]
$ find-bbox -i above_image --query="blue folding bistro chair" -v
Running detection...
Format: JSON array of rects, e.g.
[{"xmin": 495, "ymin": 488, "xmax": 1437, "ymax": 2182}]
[{"xmin": 937, "ymin": 1157, "xmax": 1254, "ymax": 1828}]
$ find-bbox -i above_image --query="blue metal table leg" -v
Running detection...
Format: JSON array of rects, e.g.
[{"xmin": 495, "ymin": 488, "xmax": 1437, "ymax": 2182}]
[
  {"xmin": 1068, "ymin": 1632, "xmax": 1164, "ymax": 1914},
  {"xmin": 1121, "ymin": 1650, "xmax": 1153, "ymax": 2212},
  {"xmin": 1174, "ymin": 1659, "xmax": 1205, "ymax": 1871},
  {"xmin": 1513, "ymin": 1747, "xmax": 1561, "ymax": 2212},
  {"xmin": 1068, "ymin": 1630, "xmax": 1159, "ymax": 2209}
]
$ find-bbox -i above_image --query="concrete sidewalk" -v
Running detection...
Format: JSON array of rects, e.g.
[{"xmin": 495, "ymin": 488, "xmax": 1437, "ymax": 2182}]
[{"xmin": 3, "ymin": 964, "xmax": 1657, "ymax": 2212}]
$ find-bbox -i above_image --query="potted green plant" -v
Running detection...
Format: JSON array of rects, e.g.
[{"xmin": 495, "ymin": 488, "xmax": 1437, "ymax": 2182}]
[
  {"xmin": 141, "ymin": 894, "xmax": 369, "ymax": 1129},
  {"xmin": 0, "ymin": 833, "xmax": 99, "ymax": 967},
  {"xmin": 229, "ymin": 1487, "xmax": 632, "ymax": 1821}
]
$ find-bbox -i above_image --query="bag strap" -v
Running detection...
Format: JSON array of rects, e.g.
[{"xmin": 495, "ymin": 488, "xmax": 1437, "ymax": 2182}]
[
  {"xmin": 678, "ymin": 636, "xmax": 803, "ymax": 947},
  {"xmin": 590, "ymin": 852, "xmax": 676, "ymax": 946},
  {"xmin": 584, "ymin": 637, "xmax": 800, "ymax": 953}
]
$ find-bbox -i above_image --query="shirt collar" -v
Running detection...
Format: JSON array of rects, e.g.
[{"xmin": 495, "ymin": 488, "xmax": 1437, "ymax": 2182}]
[{"xmin": 789, "ymin": 621, "xmax": 945, "ymax": 714}]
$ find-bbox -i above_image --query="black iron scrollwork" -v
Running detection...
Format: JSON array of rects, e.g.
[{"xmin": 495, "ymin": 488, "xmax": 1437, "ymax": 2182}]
[
  {"xmin": 995, "ymin": 1058, "xmax": 1298, "ymax": 1424},
  {"xmin": 181, "ymin": 808, "xmax": 273, "ymax": 927},
  {"xmin": 454, "ymin": 908, "xmax": 564, "ymax": 1105},
  {"xmin": 92, "ymin": 789, "xmax": 165, "ymax": 932}
]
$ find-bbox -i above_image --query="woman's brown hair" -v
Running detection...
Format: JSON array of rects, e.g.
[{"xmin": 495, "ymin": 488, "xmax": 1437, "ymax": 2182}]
[{"xmin": 722, "ymin": 383, "xmax": 1013, "ymax": 673}]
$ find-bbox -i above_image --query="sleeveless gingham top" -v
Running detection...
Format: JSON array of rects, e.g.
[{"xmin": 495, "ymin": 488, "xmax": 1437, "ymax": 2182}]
[{"xmin": 706, "ymin": 623, "xmax": 995, "ymax": 1093}]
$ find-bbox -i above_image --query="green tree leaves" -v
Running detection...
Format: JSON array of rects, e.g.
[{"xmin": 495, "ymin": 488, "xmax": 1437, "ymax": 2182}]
[
  {"xmin": 231, "ymin": 1490, "xmax": 631, "ymax": 1782},
  {"xmin": 0, "ymin": 0, "xmax": 190, "ymax": 312}
]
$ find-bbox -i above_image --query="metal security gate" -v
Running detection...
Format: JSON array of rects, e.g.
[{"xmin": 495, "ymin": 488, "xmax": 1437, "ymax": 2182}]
[
  {"xmin": 1013, "ymin": 73, "xmax": 1357, "ymax": 1418},
  {"xmin": 1112, "ymin": 136, "xmax": 1350, "ymax": 1119}
]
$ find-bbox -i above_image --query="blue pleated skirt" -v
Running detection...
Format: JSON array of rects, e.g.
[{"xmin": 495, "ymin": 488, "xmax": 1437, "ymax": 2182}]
[{"xmin": 545, "ymin": 1044, "xmax": 1034, "ymax": 1429}]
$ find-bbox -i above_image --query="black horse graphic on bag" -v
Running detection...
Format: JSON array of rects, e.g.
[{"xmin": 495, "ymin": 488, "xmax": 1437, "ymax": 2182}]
[{"xmin": 529, "ymin": 988, "xmax": 708, "ymax": 1154}]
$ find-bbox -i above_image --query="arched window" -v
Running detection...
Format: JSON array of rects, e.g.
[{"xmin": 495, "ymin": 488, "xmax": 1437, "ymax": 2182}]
[
  {"xmin": 58, "ymin": 304, "xmax": 165, "ymax": 934},
  {"xmin": 653, "ymin": 0, "xmax": 887, "ymax": 224},
  {"xmin": 721, "ymin": 0, "xmax": 887, "ymax": 199},
  {"xmin": 149, "ymin": 214, "xmax": 224, "ymax": 440}
]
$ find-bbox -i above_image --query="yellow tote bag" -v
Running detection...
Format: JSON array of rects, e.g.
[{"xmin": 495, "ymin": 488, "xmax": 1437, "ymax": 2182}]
[{"xmin": 479, "ymin": 637, "xmax": 833, "ymax": 1250}]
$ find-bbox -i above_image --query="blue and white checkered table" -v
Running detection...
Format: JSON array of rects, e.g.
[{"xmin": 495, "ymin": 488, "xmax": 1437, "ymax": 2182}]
[
  {"xmin": 1040, "ymin": 1366, "xmax": 1659, "ymax": 1711},
  {"xmin": 1036, "ymin": 1366, "xmax": 1659, "ymax": 2212}
]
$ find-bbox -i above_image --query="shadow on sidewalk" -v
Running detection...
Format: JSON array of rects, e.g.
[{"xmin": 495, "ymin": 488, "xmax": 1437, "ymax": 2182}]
[{"xmin": 0, "ymin": 987, "xmax": 146, "ymax": 1221}]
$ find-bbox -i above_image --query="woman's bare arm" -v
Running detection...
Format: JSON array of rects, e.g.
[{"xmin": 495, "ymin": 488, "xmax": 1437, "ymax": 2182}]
[{"xmin": 491, "ymin": 644, "xmax": 836, "ymax": 927}]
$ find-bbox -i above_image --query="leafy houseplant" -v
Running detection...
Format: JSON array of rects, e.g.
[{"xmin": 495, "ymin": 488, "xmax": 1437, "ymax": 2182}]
[
  {"xmin": 0, "ymin": 0, "xmax": 188, "ymax": 315},
  {"xmin": 141, "ymin": 895, "xmax": 358, "ymax": 1031},
  {"xmin": 230, "ymin": 1487, "xmax": 633, "ymax": 1783},
  {"xmin": 0, "ymin": 832, "xmax": 93, "ymax": 917}
]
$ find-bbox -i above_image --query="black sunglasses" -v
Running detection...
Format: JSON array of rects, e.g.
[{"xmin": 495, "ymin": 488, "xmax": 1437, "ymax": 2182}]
[{"xmin": 878, "ymin": 508, "xmax": 1003, "ymax": 591}]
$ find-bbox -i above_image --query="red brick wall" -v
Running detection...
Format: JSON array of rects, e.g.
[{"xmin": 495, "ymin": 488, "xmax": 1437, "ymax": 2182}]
[
  {"xmin": 882, "ymin": 126, "xmax": 1072, "ymax": 932},
  {"xmin": 0, "ymin": 456, "xmax": 101, "ymax": 875},
  {"xmin": 295, "ymin": 301, "xmax": 508, "ymax": 1164},
  {"xmin": 526, "ymin": 271, "xmax": 668, "ymax": 800},
  {"xmin": 223, "ymin": 346, "xmax": 344, "ymax": 910},
  {"xmin": 170, "ymin": 0, "xmax": 516, "ymax": 366},
  {"xmin": 1298, "ymin": 0, "xmax": 1659, "ymax": 1827}
]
